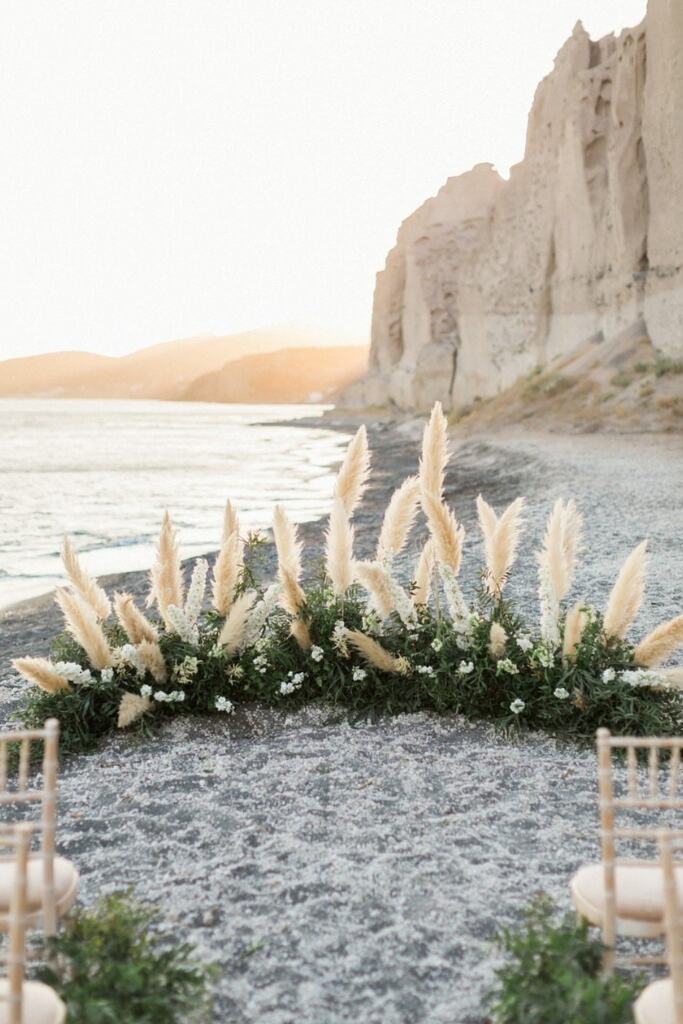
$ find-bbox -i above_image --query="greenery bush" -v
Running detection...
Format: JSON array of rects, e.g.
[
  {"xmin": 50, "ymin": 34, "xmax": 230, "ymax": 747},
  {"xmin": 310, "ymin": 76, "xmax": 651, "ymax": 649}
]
[
  {"xmin": 36, "ymin": 893, "xmax": 212, "ymax": 1023},
  {"xmin": 486, "ymin": 896, "xmax": 642, "ymax": 1024}
]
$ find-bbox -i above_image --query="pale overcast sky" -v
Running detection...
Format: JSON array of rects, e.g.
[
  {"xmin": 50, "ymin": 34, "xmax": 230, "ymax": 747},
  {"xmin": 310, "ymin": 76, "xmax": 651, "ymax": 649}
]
[{"xmin": 0, "ymin": 0, "xmax": 647, "ymax": 360}]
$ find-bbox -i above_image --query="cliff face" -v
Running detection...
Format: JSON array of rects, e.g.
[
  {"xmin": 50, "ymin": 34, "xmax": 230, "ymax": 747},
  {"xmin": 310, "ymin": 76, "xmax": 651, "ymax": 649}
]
[{"xmin": 353, "ymin": 2, "xmax": 683, "ymax": 413}]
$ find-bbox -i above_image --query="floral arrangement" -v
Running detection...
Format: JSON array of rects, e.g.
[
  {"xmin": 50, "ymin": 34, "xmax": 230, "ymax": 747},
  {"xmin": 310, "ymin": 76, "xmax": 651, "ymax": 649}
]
[{"xmin": 13, "ymin": 403, "xmax": 683, "ymax": 753}]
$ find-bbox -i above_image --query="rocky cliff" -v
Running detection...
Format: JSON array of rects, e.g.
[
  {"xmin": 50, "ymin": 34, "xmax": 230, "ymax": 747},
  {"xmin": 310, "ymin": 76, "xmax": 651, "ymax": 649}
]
[{"xmin": 351, "ymin": 1, "xmax": 683, "ymax": 413}]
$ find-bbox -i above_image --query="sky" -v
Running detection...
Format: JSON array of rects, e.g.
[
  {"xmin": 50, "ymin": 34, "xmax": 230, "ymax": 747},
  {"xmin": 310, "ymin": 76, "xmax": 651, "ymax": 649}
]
[{"xmin": 0, "ymin": 0, "xmax": 647, "ymax": 360}]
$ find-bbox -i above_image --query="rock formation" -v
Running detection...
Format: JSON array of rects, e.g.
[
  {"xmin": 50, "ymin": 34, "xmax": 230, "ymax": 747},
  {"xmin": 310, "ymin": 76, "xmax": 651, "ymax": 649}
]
[{"xmin": 351, "ymin": 1, "xmax": 683, "ymax": 412}]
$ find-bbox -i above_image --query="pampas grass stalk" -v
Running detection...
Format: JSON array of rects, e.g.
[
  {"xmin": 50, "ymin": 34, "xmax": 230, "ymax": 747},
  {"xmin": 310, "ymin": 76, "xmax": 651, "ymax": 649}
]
[
  {"xmin": 223, "ymin": 500, "xmax": 239, "ymax": 544},
  {"xmin": 61, "ymin": 537, "xmax": 111, "ymax": 620},
  {"xmin": 563, "ymin": 602, "xmax": 588, "ymax": 660},
  {"xmin": 419, "ymin": 401, "xmax": 449, "ymax": 501},
  {"xmin": 12, "ymin": 657, "xmax": 70, "ymax": 694},
  {"xmin": 325, "ymin": 496, "xmax": 354, "ymax": 597},
  {"xmin": 354, "ymin": 561, "xmax": 396, "ymax": 620},
  {"xmin": 114, "ymin": 592, "xmax": 158, "ymax": 645},
  {"xmin": 422, "ymin": 492, "xmax": 464, "ymax": 575},
  {"xmin": 117, "ymin": 692, "xmax": 152, "ymax": 729},
  {"xmin": 478, "ymin": 496, "xmax": 525, "ymax": 596},
  {"xmin": 334, "ymin": 425, "xmax": 371, "ymax": 516},
  {"xmin": 290, "ymin": 618, "xmax": 312, "ymax": 651},
  {"xmin": 218, "ymin": 590, "xmax": 257, "ymax": 654},
  {"xmin": 345, "ymin": 629, "xmax": 409, "ymax": 675},
  {"xmin": 149, "ymin": 511, "xmax": 184, "ymax": 627},
  {"xmin": 488, "ymin": 621, "xmax": 507, "ymax": 659},
  {"xmin": 137, "ymin": 639, "xmax": 167, "ymax": 684},
  {"xmin": 273, "ymin": 505, "xmax": 305, "ymax": 615},
  {"xmin": 603, "ymin": 540, "xmax": 648, "ymax": 639},
  {"xmin": 412, "ymin": 540, "xmax": 434, "ymax": 607},
  {"xmin": 376, "ymin": 477, "xmax": 420, "ymax": 563},
  {"xmin": 560, "ymin": 499, "xmax": 583, "ymax": 595},
  {"xmin": 634, "ymin": 614, "xmax": 683, "ymax": 668},
  {"xmin": 55, "ymin": 588, "xmax": 113, "ymax": 669},
  {"xmin": 212, "ymin": 529, "xmax": 242, "ymax": 616}
]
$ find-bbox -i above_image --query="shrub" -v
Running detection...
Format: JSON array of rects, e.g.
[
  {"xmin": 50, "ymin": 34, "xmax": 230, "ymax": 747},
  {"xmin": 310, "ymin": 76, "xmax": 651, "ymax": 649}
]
[
  {"xmin": 36, "ymin": 893, "xmax": 212, "ymax": 1023},
  {"xmin": 486, "ymin": 896, "xmax": 642, "ymax": 1024},
  {"xmin": 13, "ymin": 403, "xmax": 683, "ymax": 755},
  {"xmin": 654, "ymin": 355, "xmax": 683, "ymax": 378}
]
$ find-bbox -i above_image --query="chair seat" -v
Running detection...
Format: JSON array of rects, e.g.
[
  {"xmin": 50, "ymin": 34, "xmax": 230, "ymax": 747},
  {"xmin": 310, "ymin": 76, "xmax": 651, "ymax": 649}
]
[
  {"xmin": 0, "ymin": 856, "xmax": 79, "ymax": 928},
  {"xmin": 0, "ymin": 979, "xmax": 66, "ymax": 1024},
  {"xmin": 634, "ymin": 978, "xmax": 676, "ymax": 1024},
  {"xmin": 571, "ymin": 860, "xmax": 683, "ymax": 937}
]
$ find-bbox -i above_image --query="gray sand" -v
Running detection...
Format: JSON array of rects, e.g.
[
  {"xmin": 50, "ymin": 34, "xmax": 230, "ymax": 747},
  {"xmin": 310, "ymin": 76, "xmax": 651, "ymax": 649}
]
[{"xmin": 2, "ymin": 422, "xmax": 683, "ymax": 1023}]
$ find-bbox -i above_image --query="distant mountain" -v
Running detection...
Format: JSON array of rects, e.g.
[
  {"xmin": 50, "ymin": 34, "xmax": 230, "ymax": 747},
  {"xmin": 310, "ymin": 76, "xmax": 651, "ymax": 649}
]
[
  {"xmin": 0, "ymin": 329, "xmax": 367, "ymax": 402},
  {"xmin": 183, "ymin": 346, "xmax": 368, "ymax": 404}
]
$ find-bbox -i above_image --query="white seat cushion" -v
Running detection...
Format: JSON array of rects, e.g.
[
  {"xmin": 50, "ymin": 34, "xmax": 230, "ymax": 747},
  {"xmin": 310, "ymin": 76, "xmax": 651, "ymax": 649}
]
[
  {"xmin": 0, "ymin": 855, "xmax": 79, "ymax": 922},
  {"xmin": 634, "ymin": 978, "xmax": 675, "ymax": 1024},
  {"xmin": 571, "ymin": 860, "xmax": 683, "ymax": 935},
  {"xmin": 0, "ymin": 979, "xmax": 66, "ymax": 1024}
]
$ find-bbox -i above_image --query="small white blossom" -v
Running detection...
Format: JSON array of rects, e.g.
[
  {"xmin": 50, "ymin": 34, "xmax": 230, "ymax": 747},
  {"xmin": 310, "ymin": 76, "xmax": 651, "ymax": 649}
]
[
  {"xmin": 310, "ymin": 645, "xmax": 324, "ymax": 663},
  {"xmin": 214, "ymin": 696, "xmax": 235, "ymax": 713},
  {"xmin": 510, "ymin": 698, "xmax": 525, "ymax": 715},
  {"xmin": 352, "ymin": 666, "xmax": 367, "ymax": 681},
  {"xmin": 173, "ymin": 655, "xmax": 199, "ymax": 685},
  {"xmin": 554, "ymin": 687, "xmax": 570, "ymax": 700},
  {"xmin": 431, "ymin": 638, "xmax": 443, "ymax": 653},
  {"xmin": 534, "ymin": 643, "xmax": 555, "ymax": 669},
  {"xmin": 153, "ymin": 689, "xmax": 185, "ymax": 703},
  {"xmin": 458, "ymin": 660, "xmax": 474, "ymax": 675},
  {"xmin": 279, "ymin": 670, "xmax": 306, "ymax": 695},
  {"xmin": 331, "ymin": 620, "xmax": 348, "ymax": 655},
  {"xmin": 619, "ymin": 669, "xmax": 668, "ymax": 690},
  {"xmin": 100, "ymin": 666, "xmax": 114, "ymax": 683},
  {"xmin": 416, "ymin": 665, "xmax": 435, "ymax": 676},
  {"xmin": 53, "ymin": 661, "xmax": 94, "ymax": 685},
  {"xmin": 115, "ymin": 644, "xmax": 146, "ymax": 677},
  {"xmin": 253, "ymin": 653, "xmax": 269, "ymax": 675},
  {"xmin": 184, "ymin": 559, "xmax": 208, "ymax": 626},
  {"xmin": 140, "ymin": 684, "xmax": 152, "ymax": 698},
  {"xmin": 602, "ymin": 667, "xmax": 616, "ymax": 683},
  {"xmin": 517, "ymin": 635, "xmax": 533, "ymax": 653},
  {"xmin": 241, "ymin": 583, "xmax": 281, "ymax": 650},
  {"xmin": 497, "ymin": 658, "xmax": 519, "ymax": 675},
  {"xmin": 165, "ymin": 604, "xmax": 198, "ymax": 645}
]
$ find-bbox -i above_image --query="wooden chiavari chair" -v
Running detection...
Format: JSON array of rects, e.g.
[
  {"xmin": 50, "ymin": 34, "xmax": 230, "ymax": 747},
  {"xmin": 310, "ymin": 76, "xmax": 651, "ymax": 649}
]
[
  {"xmin": 0, "ymin": 720, "xmax": 78, "ymax": 937},
  {"xmin": 571, "ymin": 728, "xmax": 683, "ymax": 972},
  {"xmin": 0, "ymin": 823, "xmax": 65, "ymax": 1024},
  {"xmin": 634, "ymin": 829, "xmax": 683, "ymax": 1024}
]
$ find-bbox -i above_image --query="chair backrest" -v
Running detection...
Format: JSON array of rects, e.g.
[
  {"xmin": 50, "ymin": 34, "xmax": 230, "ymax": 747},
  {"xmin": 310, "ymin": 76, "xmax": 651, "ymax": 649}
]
[
  {"xmin": 659, "ymin": 830, "xmax": 683, "ymax": 1024},
  {"xmin": 596, "ymin": 728, "xmax": 683, "ymax": 960},
  {"xmin": 0, "ymin": 720, "xmax": 59, "ymax": 934},
  {"xmin": 0, "ymin": 824, "xmax": 33, "ymax": 1024}
]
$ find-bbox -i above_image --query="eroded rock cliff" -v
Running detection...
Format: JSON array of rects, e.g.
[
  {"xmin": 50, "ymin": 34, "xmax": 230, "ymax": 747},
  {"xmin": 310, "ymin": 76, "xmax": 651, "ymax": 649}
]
[{"xmin": 352, "ymin": 2, "xmax": 683, "ymax": 412}]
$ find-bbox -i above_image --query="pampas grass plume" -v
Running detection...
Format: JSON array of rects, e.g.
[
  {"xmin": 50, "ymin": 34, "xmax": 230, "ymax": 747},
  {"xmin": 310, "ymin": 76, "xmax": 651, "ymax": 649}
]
[
  {"xmin": 290, "ymin": 618, "xmax": 312, "ymax": 651},
  {"xmin": 55, "ymin": 588, "xmax": 113, "ymax": 669},
  {"xmin": 479, "ymin": 496, "xmax": 525, "ymax": 596},
  {"xmin": 117, "ymin": 692, "xmax": 152, "ymax": 729},
  {"xmin": 149, "ymin": 511, "xmax": 184, "ymax": 625},
  {"xmin": 325, "ymin": 496, "xmax": 354, "ymax": 596},
  {"xmin": 354, "ymin": 561, "xmax": 396, "ymax": 620},
  {"xmin": 137, "ymin": 639, "xmax": 167, "ymax": 684},
  {"xmin": 634, "ymin": 614, "xmax": 683, "ymax": 668},
  {"xmin": 419, "ymin": 401, "xmax": 449, "ymax": 501},
  {"xmin": 212, "ymin": 529, "xmax": 242, "ymax": 616},
  {"xmin": 412, "ymin": 541, "xmax": 434, "ymax": 607},
  {"xmin": 218, "ymin": 590, "xmax": 257, "ymax": 653},
  {"xmin": 223, "ymin": 500, "xmax": 239, "ymax": 544},
  {"xmin": 377, "ymin": 477, "xmax": 420, "ymax": 562},
  {"xmin": 422, "ymin": 492, "xmax": 464, "ymax": 574},
  {"xmin": 488, "ymin": 621, "xmax": 507, "ymax": 659},
  {"xmin": 563, "ymin": 602, "xmax": 588, "ymax": 660},
  {"xmin": 334, "ymin": 425, "xmax": 371, "ymax": 516},
  {"xmin": 114, "ymin": 592, "xmax": 158, "ymax": 645},
  {"xmin": 12, "ymin": 657, "xmax": 70, "ymax": 694},
  {"xmin": 61, "ymin": 536, "xmax": 111, "ymax": 620},
  {"xmin": 273, "ymin": 505, "xmax": 305, "ymax": 615},
  {"xmin": 345, "ymin": 629, "xmax": 409, "ymax": 675},
  {"xmin": 603, "ymin": 540, "xmax": 648, "ymax": 639}
]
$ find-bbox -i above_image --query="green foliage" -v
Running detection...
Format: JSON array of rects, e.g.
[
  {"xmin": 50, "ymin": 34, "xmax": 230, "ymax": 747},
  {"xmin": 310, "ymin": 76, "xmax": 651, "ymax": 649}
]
[
  {"xmin": 36, "ymin": 893, "xmax": 212, "ymax": 1024},
  {"xmin": 487, "ymin": 895, "xmax": 642, "ymax": 1024},
  {"xmin": 18, "ymin": 580, "xmax": 683, "ymax": 756},
  {"xmin": 654, "ymin": 355, "xmax": 683, "ymax": 378}
]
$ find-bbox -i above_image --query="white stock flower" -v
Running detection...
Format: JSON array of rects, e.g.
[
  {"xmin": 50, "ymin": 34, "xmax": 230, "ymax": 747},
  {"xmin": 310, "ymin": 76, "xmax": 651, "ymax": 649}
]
[
  {"xmin": 458, "ymin": 660, "xmax": 474, "ymax": 675},
  {"xmin": 416, "ymin": 665, "xmax": 435, "ymax": 676},
  {"xmin": 215, "ymin": 696, "xmax": 235, "ymax": 713},
  {"xmin": 431, "ymin": 638, "xmax": 443, "ymax": 653},
  {"xmin": 497, "ymin": 658, "xmax": 519, "ymax": 675},
  {"xmin": 165, "ymin": 604, "xmax": 198, "ymax": 645},
  {"xmin": 310, "ymin": 645, "xmax": 324, "ymax": 663},
  {"xmin": 241, "ymin": 583, "xmax": 281, "ymax": 650},
  {"xmin": 517, "ymin": 635, "xmax": 533, "ymax": 653},
  {"xmin": 352, "ymin": 666, "xmax": 367, "ymax": 681},
  {"xmin": 510, "ymin": 698, "xmax": 525, "ymax": 715},
  {"xmin": 602, "ymin": 667, "xmax": 616, "ymax": 683},
  {"xmin": 53, "ymin": 661, "xmax": 94, "ymax": 685},
  {"xmin": 140, "ymin": 684, "xmax": 153, "ymax": 698},
  {"xmin": 184, "ymin": 558, "xmax": 208, "ymax": 626},
  {"xmin": 554, "ymin": 687, "xmax": 570, "ymax": 700}
]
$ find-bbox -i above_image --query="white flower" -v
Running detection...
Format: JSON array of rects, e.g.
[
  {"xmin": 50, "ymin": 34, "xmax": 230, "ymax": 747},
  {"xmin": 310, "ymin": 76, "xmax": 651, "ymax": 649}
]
[
  {"xmin": 165, "ymin": 604, "xmax": 198, "ymax": 645},
  {"xmin": 100, "ymin": 666, "xmax": 114, "ymax": 683},
  {"xmin": 53, "ymin": 661, "xmax": 94, "ymax": 685},
  {"xmin": 215, "ymin": 696, "xmax": 234, "ymax": 713},
  {"xmin": 153, "ymin": 689, "xmax": 185, "ymax": 703},
  {"xmin": 619, "ymin": 669, "xmax": 668, "ymax": 690},
  {"xmin": 431, "ymin": 638, "xmax": 443, "ymax": 653},
  {"xmin": 458, "ymin": 660, "xmax": 474, "ymax": 675},
  {"xmin": 331, "ymin": 620, "xmax": 348, "ymax": 655},
  {"xmin": 279, "ymin": 680, "xmax": 296, "ymax": 695},
  {"xmin": 253, "ymin": 653, "xmax": 269, "ymax": 672},
  {"xmin": 517, "ymin": 635, "xmax": 533, "ymax": 653},
  {"xmin": 116, "ymin": 644, "xmax": 146, "ymax": 676},
  {"xmin": 279, "ymin": 670, "xmax": 305, "ymax": 695},
  {"xmin": 140, "ymin": 684, "xmax": 152, "ymax": 698},
  {"xmin": 602, "ymin": 667, "xmax": 616, "ymax": 683},
  {"xmin": 510, "ymin": 698, "xmax": 525, "ymax": 715},
  {"xmin": 184, "ymin": 558, "xmax": 208, "ymax": 626},
  {"xmin": 497, "ymin": 658, "xmax": 519, "ymax": 675},
  {"xmin": 173, "ymin": 655, "xmax": 199, "ymax": 685},
  {"xmin": 534, "ymin": 643, "xmax": 555, "ymax": 669},
  {"xmin": 554, "ymin": 687, "xmax": 570, "ymax": 700},
  {"xmin": 241, "ymin": 583, "xmax": 281, "ymax": 650},
  {"xmin": 416, "ymin": 664, "xmax": 435, "ymax": 676},
  {"xmin": 352, "ymin": 666, "xmax": 367, "ymax": 681},
  {"xmin": 310, "ymin": 645, "xmax": 324, "ymax": 663}
]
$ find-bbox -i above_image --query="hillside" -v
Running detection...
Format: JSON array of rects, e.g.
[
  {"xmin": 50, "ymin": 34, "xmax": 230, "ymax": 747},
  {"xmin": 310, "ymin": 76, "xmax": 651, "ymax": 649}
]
[
  {"xmin": 183, "ymin": 345, "xmax": 368, "ymax": 404},
  {"xmin": 0, "ymin": 329, "xmax": 365, "ymax": 402}
]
